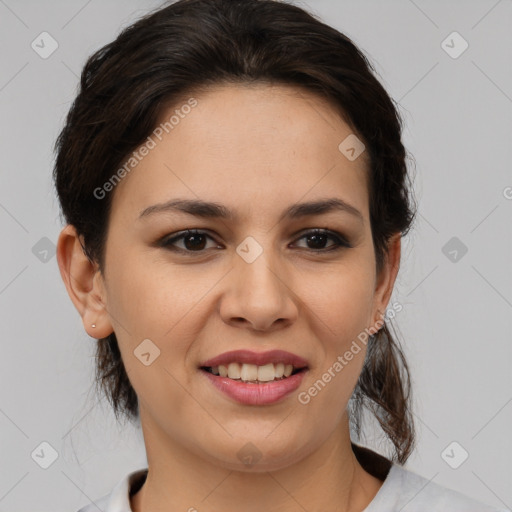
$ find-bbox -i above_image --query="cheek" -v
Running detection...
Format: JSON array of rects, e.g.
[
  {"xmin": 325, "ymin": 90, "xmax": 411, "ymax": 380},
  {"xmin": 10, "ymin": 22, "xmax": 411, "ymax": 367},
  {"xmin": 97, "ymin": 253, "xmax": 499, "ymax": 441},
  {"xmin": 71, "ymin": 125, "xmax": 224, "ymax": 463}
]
[
  {"xmin": 106, "ymin": 251, "xmax": 206, "ymax": 329},
  {"xmin": 104, "ymin": 255, "xmax": 221, "ymax": 375},
  {"xmin": 296, "ymin": 258, "xmax": 375, "ymax": 409},
  {"xmin": 104, "ymin": 260, "xmax": 206, "ymax": 412},
  {"xmin": 301, "ymin": 260, "xmax": 375, "ymax": 342},
  {"xmin": 298, "ymin": 270, "xmax": 372, "ymax": 418}
]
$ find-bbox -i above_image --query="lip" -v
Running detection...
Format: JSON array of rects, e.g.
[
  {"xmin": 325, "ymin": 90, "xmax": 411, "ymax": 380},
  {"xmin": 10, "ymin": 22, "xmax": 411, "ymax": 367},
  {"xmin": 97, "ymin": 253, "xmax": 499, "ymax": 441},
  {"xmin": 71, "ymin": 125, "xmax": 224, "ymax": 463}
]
[
  {"xmin": 200, "ymin": 349, "xmax": 309, "ymax": 369},
  {"xmin": 200, "ymin": 368, "xmax": 308, "ymax": 405}
]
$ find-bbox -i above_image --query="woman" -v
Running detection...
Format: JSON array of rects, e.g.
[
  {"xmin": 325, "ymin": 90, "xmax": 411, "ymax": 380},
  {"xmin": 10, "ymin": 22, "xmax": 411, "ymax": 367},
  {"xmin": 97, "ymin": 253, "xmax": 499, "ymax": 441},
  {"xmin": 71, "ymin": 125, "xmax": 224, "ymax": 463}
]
[{"xmin": 53, "ymin": 0, "xmax": 507, "ymax": 510}]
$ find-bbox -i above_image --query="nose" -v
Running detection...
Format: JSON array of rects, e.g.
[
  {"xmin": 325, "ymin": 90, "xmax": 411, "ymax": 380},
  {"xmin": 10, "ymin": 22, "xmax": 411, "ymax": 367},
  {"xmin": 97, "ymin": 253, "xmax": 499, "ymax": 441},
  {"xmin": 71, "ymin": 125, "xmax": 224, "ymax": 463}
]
[{"xmin": 219, "ymin": 245, "xmax": 299, "ymax": 332}]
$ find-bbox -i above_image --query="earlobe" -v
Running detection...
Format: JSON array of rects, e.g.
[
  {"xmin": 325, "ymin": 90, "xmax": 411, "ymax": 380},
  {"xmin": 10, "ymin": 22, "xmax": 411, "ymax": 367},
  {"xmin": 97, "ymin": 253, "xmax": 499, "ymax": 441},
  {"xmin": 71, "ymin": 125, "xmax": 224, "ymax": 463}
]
[{"xmin": 56, "ymin": 224, "xmax": 113, "ymax": 339}]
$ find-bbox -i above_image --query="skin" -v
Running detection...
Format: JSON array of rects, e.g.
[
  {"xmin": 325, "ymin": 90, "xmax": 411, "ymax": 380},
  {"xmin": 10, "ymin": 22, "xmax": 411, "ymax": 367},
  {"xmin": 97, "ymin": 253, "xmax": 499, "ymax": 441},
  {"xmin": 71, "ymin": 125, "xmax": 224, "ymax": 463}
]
[{"xmin": 57, "ymin": 83, "xmax": 401, "ymax": 512}]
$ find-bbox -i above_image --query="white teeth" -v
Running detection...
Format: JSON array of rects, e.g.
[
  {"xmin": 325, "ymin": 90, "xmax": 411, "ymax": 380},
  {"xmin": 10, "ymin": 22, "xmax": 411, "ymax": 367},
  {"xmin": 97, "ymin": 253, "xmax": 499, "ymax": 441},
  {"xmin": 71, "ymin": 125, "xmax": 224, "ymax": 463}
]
[
  {"xmin": 240, "ymin": 363, "xmax": 258, "ymax": 381},
  {"xmin": 257, "ymin": 363, "xmax": 275, "ymax": 382},
  {"xmin": 227, "ymin": 362, "xmax": 241, "ymax": 379},
  {"xmin": 213, "ymin": 362, "xmax": 300, "ymax": 382},
  {"xmin": 274, "ymin": 362, "xmax": 285, "ymax": 378}
]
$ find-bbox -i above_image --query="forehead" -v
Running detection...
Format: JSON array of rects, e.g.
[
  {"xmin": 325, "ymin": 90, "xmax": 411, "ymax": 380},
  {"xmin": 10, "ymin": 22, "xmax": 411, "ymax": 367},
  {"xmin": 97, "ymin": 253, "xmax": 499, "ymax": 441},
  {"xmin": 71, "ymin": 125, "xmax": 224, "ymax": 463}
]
[{"xmin": 109, "ymin": 83, "xmax": 370, "ymax": 223}]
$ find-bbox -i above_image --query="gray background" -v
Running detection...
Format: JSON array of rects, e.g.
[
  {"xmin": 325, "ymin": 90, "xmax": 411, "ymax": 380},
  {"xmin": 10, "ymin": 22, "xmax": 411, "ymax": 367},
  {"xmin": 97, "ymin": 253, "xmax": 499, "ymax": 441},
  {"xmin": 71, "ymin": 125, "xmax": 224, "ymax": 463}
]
[{"xmin": 1, "ymin": 0, "xmax": 511, "ymax": 510}]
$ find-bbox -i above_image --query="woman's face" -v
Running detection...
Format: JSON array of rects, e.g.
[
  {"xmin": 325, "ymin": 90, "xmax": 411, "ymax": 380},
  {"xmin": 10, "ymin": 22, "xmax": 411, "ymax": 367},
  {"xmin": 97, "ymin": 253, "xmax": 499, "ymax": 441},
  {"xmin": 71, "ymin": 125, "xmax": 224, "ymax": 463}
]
[{"xmin": 91, "ymin": 83, "xmax": 399, "ymax": 470}]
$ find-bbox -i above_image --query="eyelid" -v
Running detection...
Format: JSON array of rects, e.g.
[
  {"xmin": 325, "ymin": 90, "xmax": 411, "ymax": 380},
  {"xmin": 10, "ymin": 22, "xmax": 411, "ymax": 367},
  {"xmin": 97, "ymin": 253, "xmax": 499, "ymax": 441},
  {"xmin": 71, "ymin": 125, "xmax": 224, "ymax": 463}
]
[
  {"xmin": 159, "ymin": 227, "xmax": 351, "ymax": 254},
  {"xmin": 160, "ymin": 229, "xmax": 221, "ymax": 251},
  {"xmin": 293, "ymin": 228, "xmax": 351, "ymax": 248}
]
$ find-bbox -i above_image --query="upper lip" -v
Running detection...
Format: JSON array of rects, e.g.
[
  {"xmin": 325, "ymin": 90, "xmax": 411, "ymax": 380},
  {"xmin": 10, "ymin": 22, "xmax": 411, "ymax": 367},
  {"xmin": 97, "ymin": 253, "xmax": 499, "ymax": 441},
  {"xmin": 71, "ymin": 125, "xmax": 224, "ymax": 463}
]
[{"xmin": 200, "ymin": 349, "xmax": 309, "ymax": 368}]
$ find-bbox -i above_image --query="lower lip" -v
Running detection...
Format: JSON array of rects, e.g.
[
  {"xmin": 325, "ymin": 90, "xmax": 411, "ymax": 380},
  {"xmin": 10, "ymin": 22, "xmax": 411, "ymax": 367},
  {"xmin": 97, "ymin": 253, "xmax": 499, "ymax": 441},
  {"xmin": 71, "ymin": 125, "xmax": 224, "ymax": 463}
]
[{"xmin": 200, "ymin": 369, "xmax": 307, "ymax": 405}]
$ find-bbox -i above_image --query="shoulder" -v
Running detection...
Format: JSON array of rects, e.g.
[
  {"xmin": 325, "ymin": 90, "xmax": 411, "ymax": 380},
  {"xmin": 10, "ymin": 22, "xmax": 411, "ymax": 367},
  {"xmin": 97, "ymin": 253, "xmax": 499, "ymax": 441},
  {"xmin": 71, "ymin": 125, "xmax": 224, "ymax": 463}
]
[
  {"xmin": 370, "ymin": 463, "xmax": 509, "ymax": 512},
  {"xmin": 351, "ymin": 443, "xmax": 508, "ymax": 512}
]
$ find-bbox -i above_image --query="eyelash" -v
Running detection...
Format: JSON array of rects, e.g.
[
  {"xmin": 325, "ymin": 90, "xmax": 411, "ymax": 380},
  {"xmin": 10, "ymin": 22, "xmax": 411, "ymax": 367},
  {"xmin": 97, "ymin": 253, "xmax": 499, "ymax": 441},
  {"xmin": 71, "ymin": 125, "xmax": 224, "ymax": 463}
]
[{"xmin": 159, "ymin": 228, "xmax": 352, "ymax": 255}]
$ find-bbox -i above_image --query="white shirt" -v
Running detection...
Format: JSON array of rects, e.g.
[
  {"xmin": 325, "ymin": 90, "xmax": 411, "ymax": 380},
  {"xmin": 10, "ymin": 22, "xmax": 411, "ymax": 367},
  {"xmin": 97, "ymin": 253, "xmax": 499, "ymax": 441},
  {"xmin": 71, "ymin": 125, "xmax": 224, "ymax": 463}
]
[{"xmin": 76, "ymin": 447, "xmax": 509, "ymax": 512}]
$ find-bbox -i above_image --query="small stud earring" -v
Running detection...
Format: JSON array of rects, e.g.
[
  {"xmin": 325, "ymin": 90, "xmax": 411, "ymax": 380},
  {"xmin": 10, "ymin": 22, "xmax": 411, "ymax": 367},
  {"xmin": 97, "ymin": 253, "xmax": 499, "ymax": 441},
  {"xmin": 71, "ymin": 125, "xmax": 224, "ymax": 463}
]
[{"xmin": 91, "ymin": 324, "xmax": 96, "ymax": 328}]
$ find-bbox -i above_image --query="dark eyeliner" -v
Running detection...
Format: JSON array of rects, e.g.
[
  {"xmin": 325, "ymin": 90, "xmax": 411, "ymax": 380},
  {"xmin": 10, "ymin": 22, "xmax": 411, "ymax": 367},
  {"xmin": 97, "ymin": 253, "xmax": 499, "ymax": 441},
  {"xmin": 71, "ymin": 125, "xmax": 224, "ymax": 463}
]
[
  {"xmin": 159, "ymin": 229, "xmax": 218, "ymax": 253},
  {"xmin": 158, "ymin": 228, "xmax": 351, "ymax": 254},
  {"xmin": 293, "ymin": 228, "xmax": 352, "ymax": 252}
]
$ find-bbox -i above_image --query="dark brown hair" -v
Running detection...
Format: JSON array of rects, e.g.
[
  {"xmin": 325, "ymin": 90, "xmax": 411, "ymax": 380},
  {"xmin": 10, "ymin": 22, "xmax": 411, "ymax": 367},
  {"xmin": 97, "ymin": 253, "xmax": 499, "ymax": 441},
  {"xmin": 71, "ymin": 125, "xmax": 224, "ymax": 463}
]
[{"xmin": 53, "ymin": 0, "xmax": 417, "ymax": 463}]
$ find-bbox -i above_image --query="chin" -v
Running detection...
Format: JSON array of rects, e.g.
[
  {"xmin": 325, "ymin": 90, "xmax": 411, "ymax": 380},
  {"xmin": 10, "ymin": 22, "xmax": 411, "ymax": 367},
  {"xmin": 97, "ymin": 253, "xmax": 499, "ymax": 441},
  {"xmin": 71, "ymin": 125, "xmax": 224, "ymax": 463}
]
[{"xmin": 204, "ymin": 437, "xmax": 308, "ymax": 473}]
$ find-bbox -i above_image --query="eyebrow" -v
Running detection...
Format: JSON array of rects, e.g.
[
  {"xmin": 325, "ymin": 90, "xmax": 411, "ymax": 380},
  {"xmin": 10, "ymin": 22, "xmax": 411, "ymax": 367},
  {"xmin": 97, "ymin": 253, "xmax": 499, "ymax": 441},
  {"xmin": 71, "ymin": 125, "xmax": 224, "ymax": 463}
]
[{"xmin": 138, "ymin": 197, "xmax": 364, "ymax": 223}]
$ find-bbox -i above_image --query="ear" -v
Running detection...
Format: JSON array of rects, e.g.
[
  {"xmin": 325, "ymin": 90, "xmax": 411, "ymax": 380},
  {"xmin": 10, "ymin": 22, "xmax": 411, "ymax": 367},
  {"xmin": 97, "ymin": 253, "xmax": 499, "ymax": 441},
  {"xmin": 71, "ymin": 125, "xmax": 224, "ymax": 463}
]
[
  {"xmin": 56, "ymin": 224, "xmax": 113, "ymax": 339},
  {"xmin": 370, "ymin": 232, "xmax": 401, "ymax": 332}
]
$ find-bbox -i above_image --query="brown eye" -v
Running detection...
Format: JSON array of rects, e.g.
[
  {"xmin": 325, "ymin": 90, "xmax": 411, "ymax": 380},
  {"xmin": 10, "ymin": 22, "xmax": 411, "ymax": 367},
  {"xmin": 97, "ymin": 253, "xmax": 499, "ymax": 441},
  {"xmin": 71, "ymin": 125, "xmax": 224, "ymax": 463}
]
[
  {"xmin": 161, "ymin": 230, "xmax": 220, "ymax": 253},
  {"xmin": 159, "ymin": 228, "xmax": 351, "ymax": 256},
  {"xmin": 293, "ymin": 229, "xmax": 351, "ymax": 252}
]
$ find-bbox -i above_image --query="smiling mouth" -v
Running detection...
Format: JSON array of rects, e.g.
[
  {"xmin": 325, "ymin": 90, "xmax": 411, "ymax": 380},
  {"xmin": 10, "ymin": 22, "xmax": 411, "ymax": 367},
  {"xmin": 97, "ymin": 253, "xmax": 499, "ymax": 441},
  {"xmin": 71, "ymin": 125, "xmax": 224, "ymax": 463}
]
[{"xmin": 200, "ymin": 363, "xmax": 307, "ymax": 383}]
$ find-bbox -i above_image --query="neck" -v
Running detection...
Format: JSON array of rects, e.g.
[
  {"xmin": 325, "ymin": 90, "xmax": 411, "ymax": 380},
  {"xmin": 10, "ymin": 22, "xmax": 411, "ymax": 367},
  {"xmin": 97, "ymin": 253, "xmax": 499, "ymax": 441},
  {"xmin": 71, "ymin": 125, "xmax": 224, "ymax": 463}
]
[{"xmin": 130, "ymin": 411, "xmax": 385, "ymax": 512}]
